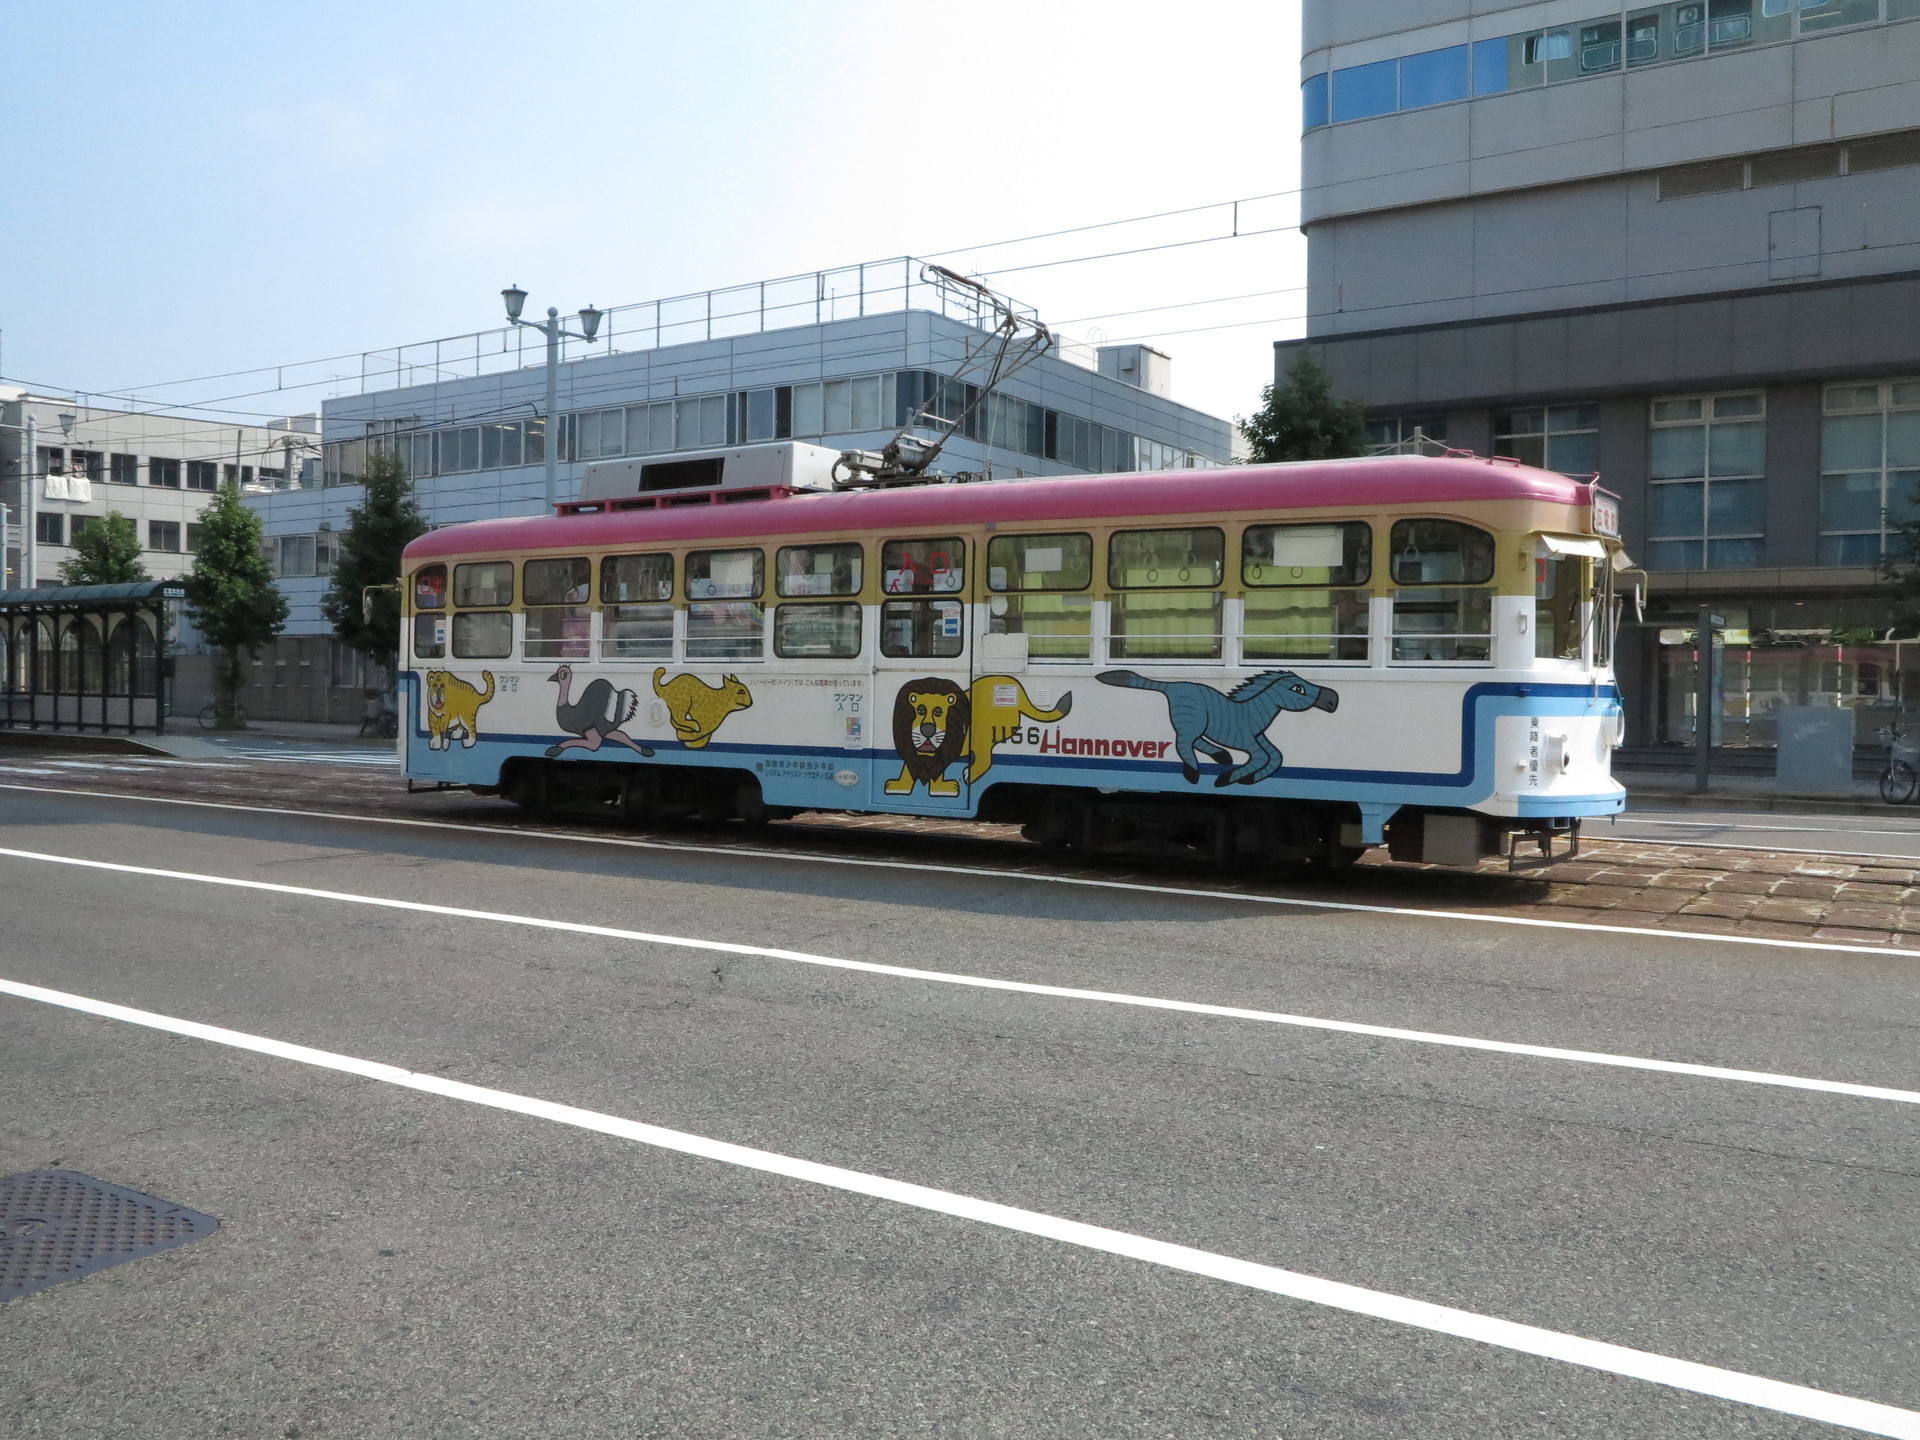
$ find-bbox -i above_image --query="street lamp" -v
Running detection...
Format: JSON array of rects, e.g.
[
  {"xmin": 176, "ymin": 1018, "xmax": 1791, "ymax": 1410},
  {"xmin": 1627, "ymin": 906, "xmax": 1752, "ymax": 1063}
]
[{"xmin": 500, "ymin": 286, "xmax": 605, "ymax": 511}]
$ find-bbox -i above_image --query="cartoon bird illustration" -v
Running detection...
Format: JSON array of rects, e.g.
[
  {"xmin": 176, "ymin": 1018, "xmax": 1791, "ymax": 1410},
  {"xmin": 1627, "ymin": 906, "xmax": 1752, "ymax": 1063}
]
[{"xmin": 546, "ymin": 665, "xmax": 654, "ymax": 759}]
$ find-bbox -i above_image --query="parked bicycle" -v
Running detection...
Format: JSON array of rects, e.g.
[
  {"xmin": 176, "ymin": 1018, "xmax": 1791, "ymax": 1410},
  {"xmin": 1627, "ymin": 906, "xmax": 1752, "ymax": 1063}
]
[
  {"xmin": 197, "ymin": 697, "xmax": 248, "ymax": 731},
  {"xmin": 1878, "ymin": 724, "xmax": 1917, "ymax": 804}
]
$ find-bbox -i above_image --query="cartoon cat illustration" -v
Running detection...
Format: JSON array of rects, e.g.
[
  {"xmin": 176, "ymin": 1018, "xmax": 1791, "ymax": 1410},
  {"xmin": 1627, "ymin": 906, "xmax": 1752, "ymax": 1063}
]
[
  {"xmin": 651, "ymin": 669, "xmax": 752, "ymax": 749},
  {"xmin": 1097, "ymin": 669, "xmax": 1337, "ymax": 786},
  {"xmin": 424, "ymin": 669, "xmax": 493, "ymax": 749}
]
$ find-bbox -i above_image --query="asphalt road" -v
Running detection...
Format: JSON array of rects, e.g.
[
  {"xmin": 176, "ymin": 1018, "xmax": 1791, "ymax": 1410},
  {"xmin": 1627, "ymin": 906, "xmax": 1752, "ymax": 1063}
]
[
  {"xmin": 2, "ymin": 787, "xmax": 1917, "ymax": 1439},
  {"xmin": 1607, "ymin": 806, "xmax": 1920, "ymax": 860}
]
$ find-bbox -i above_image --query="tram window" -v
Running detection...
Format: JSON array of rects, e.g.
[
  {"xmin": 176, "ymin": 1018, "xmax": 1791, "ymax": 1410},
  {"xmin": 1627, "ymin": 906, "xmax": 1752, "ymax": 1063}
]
[
  {"xmin": 453, "ymin": 560, "xmax": 514, "ymax": 608},
  {"xmin": 413, "ymin": 565, "xmax": 447, "ymax": 610},
  {"xmin": 1109, "ymin": 591, "xmax": 1224, "ymax": 661},
  {"xmin": 600, "ymin": 552, "xmax": 675, "ymax": 661},
  {"xmin": 882, "ymin": 538, "xmax": 964, "ymax": 594},
  {"xmin": 775, "ymin": 603, "xmax": 862, "ymax": 659},
  {"xmin": 777, "ymin": 542, "xmax": 863, "ymax": 597},
  {"xmin": 602, "ymin": 553, "xmax": 674, "ymax": 603},
  {"xmin": 1535, "ymin": 554, "xmax": 1585, "ymax": 661},
  {"xmin": 523, "ymin": 556, "xmax": 591, "ymax": 660},
  {"xmin": 880, "ymin": 599, "xmax": 964, "ymax": 658},
  {"xmin": 1391, "ymin": 589, "xmax": 1494, "ymax": 662},
  {"xmin": 1242, "ymin": 522, "xmax": 1371, "ymax": 586},
  {"xmin": 1108, "ymin": 527, "xmax": 1224, "ymax": 588},
  {"xmin": 1389, "ymin": 519, "xmax": 1494, "ymax": 585},
  {"xmin": 1244, "ymin": 591, "xmax": 1371, "ymax": 662},
  {"xmin": 988, "ymin": 594, "xmax": 1093, "ymax": 659},
  {"xmin": 687, "ymin": 601, "xmax": 765, "ymax": 660},
  {"xmin": 412, "ymin": 614, "xmax": 446, "ymax": 660},
  {"xmin": 987, "ymin": 533, "xmax": 1092, "ymax": 591},
  {"xmin": 452, "ymin": 610, "xmax": 513, "ymax": 659},
  {"xmin": 686, "ymin": 548, "xmax": 764, "ymax": 600}
]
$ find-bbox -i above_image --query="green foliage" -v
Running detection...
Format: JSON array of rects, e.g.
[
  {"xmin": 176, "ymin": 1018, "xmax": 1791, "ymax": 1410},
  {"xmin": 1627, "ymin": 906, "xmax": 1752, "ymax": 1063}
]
[
  {"xmin": 1238, "ymin": 352, "xmax": 1369, "ymax": 464},
  {"xmin": 320, "ymin": 451, "xmax": 427, "ymax": 675},
  {"xmin": 59, "ymin": 511, "xmax": 148, "ymax": 586},
  {"xmin": 183, "ymin": 481, "xmax": 287, "ymax": 728},
  {"xmin": 1878, "ymin": 483, "xmax": 1920, "ymax": 637}
]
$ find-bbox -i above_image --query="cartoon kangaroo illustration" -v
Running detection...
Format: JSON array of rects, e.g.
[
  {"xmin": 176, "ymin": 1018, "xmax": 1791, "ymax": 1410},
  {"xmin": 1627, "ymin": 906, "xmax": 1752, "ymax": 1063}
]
[
  {"xmin": 651, "ymin": 669, "xmax": 752, "ymax": 748},
  {"xmin": 1097, "ymin": 669, "xmax": 1338, "ymax": 787},
  {"xmin": 966, "ymin": 675, "xmax": 1072, "ymax": 783}
]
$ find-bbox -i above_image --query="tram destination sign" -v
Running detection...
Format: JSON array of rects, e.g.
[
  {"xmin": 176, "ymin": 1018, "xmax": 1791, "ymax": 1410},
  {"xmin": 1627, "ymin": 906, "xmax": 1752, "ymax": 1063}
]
[{"xmin": 1589, "ymin": 488, "xmax": 1620, "ymax": 538}]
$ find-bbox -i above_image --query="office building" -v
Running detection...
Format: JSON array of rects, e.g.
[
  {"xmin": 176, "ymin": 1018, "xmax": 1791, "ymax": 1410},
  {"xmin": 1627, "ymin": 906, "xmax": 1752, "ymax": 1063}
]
[
  {"xmin": 243, "ymin": 259, "xmax": 1233, "ymax": 720},
  {"xmin": 1286, "ymin": 0, "xmax": 1920, "ymax": 748}
]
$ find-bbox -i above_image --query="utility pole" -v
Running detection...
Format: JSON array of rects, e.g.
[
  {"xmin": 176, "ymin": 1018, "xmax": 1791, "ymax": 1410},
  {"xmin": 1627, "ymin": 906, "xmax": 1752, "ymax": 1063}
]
[
  {"xmin": 22, "ymin": 412, "xmax": 35, "ymax": 588},
  {"xmin": 498, "ymin": 287, "xmax": 603, "ymax": 512},
  {"xmin": 1694, "ymin": 606, "xmax": 1722, "ymax": 795}
]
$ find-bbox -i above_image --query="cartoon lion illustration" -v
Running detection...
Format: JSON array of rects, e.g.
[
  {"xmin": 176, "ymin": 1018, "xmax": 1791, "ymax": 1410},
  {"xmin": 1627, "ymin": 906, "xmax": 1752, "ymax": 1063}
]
[
  {"xmin": 424, "ymin": 669, "xmax": 493, "ymax": 750},
  {"xmin": 652, "ymin": 669, "xmax": 752, "ymax": 749},
  {"xmin": 966, "ymin": 675, "xmax": 1072, "ymax": 783},
  {"xmin": 886, "ymin": 678, "xmax": 970, "ymax": 797}
]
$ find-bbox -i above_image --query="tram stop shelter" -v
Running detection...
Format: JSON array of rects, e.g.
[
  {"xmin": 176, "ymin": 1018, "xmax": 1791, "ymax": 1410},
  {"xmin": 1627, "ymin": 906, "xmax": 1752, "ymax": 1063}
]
[{"xmin": 0, "ymin": 580, "xmax": 184, "ymax": 735}]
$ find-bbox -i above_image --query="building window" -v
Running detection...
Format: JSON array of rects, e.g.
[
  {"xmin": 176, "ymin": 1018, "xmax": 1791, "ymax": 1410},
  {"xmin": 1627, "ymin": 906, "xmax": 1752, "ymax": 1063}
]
[
  {"xmin": 1818, "ymin": 380, "xmax": 1920, "ymax": 565},
  {"xmin": 1302, "ymin": 72, "xmax": 1330, "ymax": 130},
  {"xmin": 109, "ymin": 453, "xmax": 139, "ymax": 485},
  {"xmin": 149, "ymin": 520, "xmax": 182, "ymax": 553},
  {"xmin": 222, "ymin": 463, "xmax": 254, "ymax": 486},
  {"xmin": 268, "ymin": 533, "xmax": 337, "ymax": 578},
  {"xmin": 35, "ymin": 513, "xmax": 64, "ymax": 546},
  {"xmin": 37, "ymin": 446, "xmax": 65, "ymax": 475},
  {"xmin": 148, "ymin": 457, "xmax": 182, "ymax": 488},
  {"xmin": 1365, "ymin": 414, "xmax": 1449, "ymax": 451},
  {"xmin": 1493, "ymin": 405, "xmax": 1600, "ymax": 475},
  {"xmin": 70, "ymin": 450, "xmax": 104, "ymax": 482},
  {"xmin": 1645, "ymin": 393, "xmax": 1766, "ymax": 570},
  {"xmin": 187, "ymin": 524, "xmax": 206, "ymax": 553},
  {"xmin": 1330, "ymin": 58, "xmax": 1398, "ymax": 122},
  {"xmin": 185, "ymin": 460, "xmax": 218, "ymax": 491}
]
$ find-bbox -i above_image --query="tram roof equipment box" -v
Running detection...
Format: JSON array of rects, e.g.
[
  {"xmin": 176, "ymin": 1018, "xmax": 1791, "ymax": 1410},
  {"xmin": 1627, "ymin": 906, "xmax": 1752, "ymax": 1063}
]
[{"xmin": 580, "ymin": 441, "xmax": 841, "ymax": 502}]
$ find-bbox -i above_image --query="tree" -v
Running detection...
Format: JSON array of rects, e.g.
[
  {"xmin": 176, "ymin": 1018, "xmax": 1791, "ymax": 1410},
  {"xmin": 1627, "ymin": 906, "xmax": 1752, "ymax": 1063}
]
[
  {"xmin": 1879, "ymin": 488, "xmax": 1920, "ymax": 636},
  {"xmin": 321, "ymin": 450, "xmax": 427, "ymax": 678},
  {"xmin": 59, "ymin": 512, "xmax": 148, "ymax": 585},
  {"xmin": 183, "ymin": 481, "xmax": 287, "ymax": 729},
  {"xmin": 1238, "ymin": 352, "xmax": 1369, "ymax": 463}
]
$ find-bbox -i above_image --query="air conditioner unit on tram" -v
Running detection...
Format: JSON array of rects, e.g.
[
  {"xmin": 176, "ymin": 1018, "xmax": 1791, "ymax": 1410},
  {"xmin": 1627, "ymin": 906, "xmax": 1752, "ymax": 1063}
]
[{"xmin": 580, "ymin": 441, "xmax": 841, "ymax": 502}]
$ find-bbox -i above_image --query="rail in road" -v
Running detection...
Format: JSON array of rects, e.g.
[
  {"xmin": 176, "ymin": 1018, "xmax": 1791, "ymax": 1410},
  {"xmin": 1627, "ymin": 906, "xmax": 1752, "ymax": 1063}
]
[{"xmin": 0, "ymin": 781, "xmax": 1916, "ymax": 1437}]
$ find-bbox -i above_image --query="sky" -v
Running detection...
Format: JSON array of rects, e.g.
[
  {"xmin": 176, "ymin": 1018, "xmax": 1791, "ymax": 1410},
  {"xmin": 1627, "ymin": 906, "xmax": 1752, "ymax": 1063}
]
[{"xmin": 0, "ymin": 1, "xmax": 1305, "ymax": 429}]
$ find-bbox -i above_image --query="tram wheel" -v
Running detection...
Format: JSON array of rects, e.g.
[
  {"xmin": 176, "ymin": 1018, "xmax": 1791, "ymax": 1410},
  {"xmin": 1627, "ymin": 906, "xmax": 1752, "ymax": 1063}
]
[{"xmin": 1880, "ymin": 760, "xmax": 1916, "ymax": 805}]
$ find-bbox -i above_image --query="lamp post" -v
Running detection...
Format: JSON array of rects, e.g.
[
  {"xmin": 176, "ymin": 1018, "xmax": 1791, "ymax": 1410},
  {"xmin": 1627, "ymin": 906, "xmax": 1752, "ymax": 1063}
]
[{"xmin": 499, "ymin": 286, "xmax": 604, "ymax": 511}]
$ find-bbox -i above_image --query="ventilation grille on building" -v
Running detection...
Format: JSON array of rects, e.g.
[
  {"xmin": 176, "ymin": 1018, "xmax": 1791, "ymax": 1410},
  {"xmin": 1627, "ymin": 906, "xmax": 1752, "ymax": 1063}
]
[
  {"xmin": 0, "ymin": 1171, "xmax": 218, "ymax": 1303},
  {"xmin": 1660, "ymin": 129, "xmax": 1920, "ymax": 199}
]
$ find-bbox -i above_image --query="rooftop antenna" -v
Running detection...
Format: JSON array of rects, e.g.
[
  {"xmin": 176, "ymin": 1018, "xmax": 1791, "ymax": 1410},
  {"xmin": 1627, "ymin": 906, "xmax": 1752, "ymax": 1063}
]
[{"xmin": 834, "ymin": 264, "xmax": 1053, "ymax": 488}]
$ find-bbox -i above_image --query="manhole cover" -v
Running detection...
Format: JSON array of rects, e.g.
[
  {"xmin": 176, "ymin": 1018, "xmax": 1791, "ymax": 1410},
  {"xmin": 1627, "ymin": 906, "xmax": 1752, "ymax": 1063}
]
[{"xmin": 0, "ymin": 1171, "xmax": 218, "ymax": 1303}]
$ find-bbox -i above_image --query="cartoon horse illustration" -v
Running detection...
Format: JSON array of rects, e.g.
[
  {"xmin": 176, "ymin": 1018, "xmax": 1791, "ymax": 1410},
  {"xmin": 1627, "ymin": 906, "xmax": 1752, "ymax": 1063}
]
[{"xmin": 1096, "ymin": 669, "xmax": 1338, "ymax": 787}]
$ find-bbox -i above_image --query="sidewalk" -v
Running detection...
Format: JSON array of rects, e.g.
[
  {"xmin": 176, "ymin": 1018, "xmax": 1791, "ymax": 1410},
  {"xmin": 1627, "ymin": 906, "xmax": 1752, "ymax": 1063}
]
[{"xmin": 1618, "ymin": 769, "xmax": 1891, "ymax": 817}]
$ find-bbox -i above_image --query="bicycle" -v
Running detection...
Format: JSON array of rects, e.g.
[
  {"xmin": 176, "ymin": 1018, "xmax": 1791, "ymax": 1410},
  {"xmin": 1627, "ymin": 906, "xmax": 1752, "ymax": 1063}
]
[
  {"xmin": 1877, "ymin": 724, "xmax": 1917, "ymax": 804},
  {"xmin": 197, "ymin": 698, "xmax": 248, "ymax": 731}
]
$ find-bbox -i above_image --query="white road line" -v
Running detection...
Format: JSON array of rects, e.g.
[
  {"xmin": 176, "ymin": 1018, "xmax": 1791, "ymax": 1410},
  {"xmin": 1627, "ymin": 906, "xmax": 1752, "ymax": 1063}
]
[
  {"xmin": 3, "ymin": 779, "xmax": 1918, "ymax": 960},
  {"xmin": 1597, "ymin": 837, "xmax": 1920, "ymax": 862},
  {"xmin": 0, "ymin": 841, "xmax": 1913, "ymax": 1107},
  {"xmin": 3, "ymin": 975, "xmax": 1913, "ymax": 1438}
]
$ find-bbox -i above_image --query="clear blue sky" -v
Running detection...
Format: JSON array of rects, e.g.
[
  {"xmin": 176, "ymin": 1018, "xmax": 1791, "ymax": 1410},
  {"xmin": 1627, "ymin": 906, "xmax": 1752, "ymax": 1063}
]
[{"xmin": 0, "ymin": 1, "xmax": 1303, "ymax": 424}]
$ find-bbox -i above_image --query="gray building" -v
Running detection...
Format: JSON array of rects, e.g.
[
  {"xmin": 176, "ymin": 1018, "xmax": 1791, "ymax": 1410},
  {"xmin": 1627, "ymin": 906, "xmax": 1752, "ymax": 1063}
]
[
  {"xmin": 0, "ymin": 389, "xmax": 317, "ymax": 589},
  {"xmin": 243, "ymin": 259, "xmax": 1232, "ymax": 720},
  {"xmin": 1286, "ymin": 0, "xmax": 1920, "ymax": 749}
]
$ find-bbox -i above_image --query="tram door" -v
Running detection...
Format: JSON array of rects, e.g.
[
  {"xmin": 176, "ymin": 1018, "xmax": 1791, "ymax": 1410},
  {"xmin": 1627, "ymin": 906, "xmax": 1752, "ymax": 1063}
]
[{"xmin": 871, "ymin": 535, "xmax": 973, "ymax": 813}]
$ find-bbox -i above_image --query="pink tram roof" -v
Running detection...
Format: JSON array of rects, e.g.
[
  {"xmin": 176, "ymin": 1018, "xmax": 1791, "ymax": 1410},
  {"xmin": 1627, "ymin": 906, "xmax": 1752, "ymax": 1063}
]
[{"xmin": 404, "ymin": 453, "xmax": 1595, "ymax": 562}]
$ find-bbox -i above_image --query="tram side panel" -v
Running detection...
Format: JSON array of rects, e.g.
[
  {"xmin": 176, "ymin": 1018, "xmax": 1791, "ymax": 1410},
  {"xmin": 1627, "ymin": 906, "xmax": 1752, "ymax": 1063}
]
[{"xmin": 401, "ymin": 652, "xmax": 1622, "ymax": 832}]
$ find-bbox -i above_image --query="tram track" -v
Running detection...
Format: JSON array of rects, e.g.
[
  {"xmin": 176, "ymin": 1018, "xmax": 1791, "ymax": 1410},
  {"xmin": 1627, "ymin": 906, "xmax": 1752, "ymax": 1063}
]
[{"xmin": 3, "ymin": 753, "xmax": 1920, "ymax": 954}]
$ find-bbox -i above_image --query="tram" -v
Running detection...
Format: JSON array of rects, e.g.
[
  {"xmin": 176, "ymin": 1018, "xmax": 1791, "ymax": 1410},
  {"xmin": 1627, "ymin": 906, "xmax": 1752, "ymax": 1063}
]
[{"xmin": 398, "ymin": 449, "xmax": 1628, "ymax": 869}]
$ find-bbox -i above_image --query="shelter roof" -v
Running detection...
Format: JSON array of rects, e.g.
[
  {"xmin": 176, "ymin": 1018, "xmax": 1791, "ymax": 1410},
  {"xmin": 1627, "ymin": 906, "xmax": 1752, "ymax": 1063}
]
[{"xmin": 0, "ymin": 580, "xmax": 186, "ymax": 609}]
